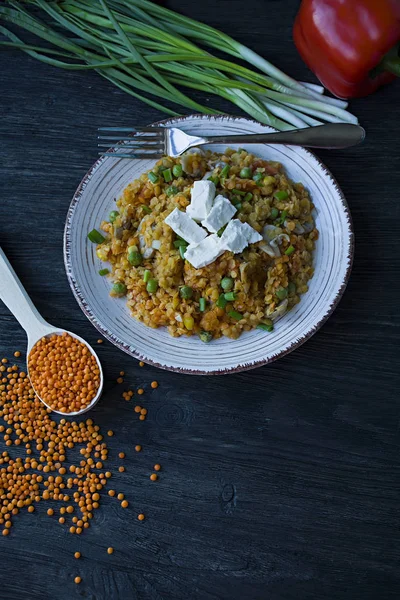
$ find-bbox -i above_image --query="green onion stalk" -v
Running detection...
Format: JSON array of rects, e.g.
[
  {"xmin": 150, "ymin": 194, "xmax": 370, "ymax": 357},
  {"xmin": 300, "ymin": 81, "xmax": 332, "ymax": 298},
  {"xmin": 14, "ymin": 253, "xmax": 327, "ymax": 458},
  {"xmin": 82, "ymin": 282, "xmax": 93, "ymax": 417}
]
[{"xmin": 0, "ymin": 0, "xmax": 358, "ymax": 129}]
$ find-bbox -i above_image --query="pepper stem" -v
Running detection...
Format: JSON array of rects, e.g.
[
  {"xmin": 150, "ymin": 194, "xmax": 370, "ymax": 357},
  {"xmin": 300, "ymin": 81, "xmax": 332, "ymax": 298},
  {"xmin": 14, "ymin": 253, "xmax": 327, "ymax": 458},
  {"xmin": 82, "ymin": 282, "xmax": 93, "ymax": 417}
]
[{"xmin": 382, "ymin": 57, "xmax": 400, "ymax": 77}]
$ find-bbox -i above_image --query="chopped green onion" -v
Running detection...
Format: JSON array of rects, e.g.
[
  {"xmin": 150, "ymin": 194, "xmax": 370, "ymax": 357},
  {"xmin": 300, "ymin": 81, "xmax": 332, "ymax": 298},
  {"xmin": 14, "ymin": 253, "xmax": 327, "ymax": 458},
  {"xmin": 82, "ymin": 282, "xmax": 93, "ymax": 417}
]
[
  {"xmin": 179, "ymin": 285, "xmax": 193, "ymax": 299},
  {"xmin": 199, "ymin": 298, "xmax": 207, "ymax": 312},
  {"xmin": 216, "ymin": 294, "xmax": 227, "ymax": 309},
  {"xmin": 179, "ymin": 246, "xmax": 187, "ymax": 260},
  {"xmin": 112, "ymin": 282, "xmax": 127, "ymax": 295},
  {"xmin": 278, "ymin": 210, "xmax": 288, "ymax": 225},
  {"xmin": 270, "ymin": 207, "xmax": 279, "ymax": 220},
  {"xmin": 285, "ymin": 245, "xmax": 295, "ymax": 256},
  {"xmin": 109, "ymin": 210, "xmax": 119, "ymax": 223},
  {"xmin": 173, "ymin": 239, "xmax": 188, "ymax": 248},
  {"xmin": 220, "ymin": 165, "xmax": 230, "ymax": 179},
  {"xmin": 143, "ymin": 270, "xmax": 151, "ymax": 283},
  {"xmin": 208, "ymin": 175, "xmax": 220, "ymax": 186},
  {"xmin": 221, "ymin": 277, "xmax": 234, "ymax": 291},
  {"xmin": 228, "ymin": 310, "xmax": 243, "ymax": 321},
  {"xmin": 253, "ymin": 172, "xmax": 264, "ymax": 185},
  {"xmin": 128, "ymin": 250, "xmax": 143, "ymax": 266},
  {"xmin": 146, "ymin": 279, "xmax": 159, "ymax": 294},
  {"xmin": 244, "ymin": 192, "xmax": 253, "ymax": 202},
  {"xmin": 217, "ymin": 225, "xmax": 227, "ymax": 237},
  {"xmin": 224, "ymin": 292, "xmax": 237, "ymax": 302},
  {"xmin": 274, "ymin": 190, "xmax": 289, "ymax": 201},
  {"xmin": 199, "ymin": 331, "xmax": 213, "ymax": 343},
  {"xmin": 172, "ymin": 164, "xmax": 183, "ymax": 177},
  {"xmin": 88, "ymin": 229, "xmax": 105, "ymax": 244},
  {"xmin": 233, "ymin": 202, "xmax": 242, "ymax": 210},
  {"xmin": 141, "ymin": 205, "xmax": 152, "ymax": 214},
  {"xmin": 257, "ymin": 323, "xmax": 274, "ymax": 332},
  {"xmin": 166, "ymin": 185, "xmax": 179, "ymax": 196},
  {"xmin": 288, "ymin": 282, "xmax": 297, "ymax": 295},
  {"xmin": 148, "ymin": 171, "xmax": 159, "ymax": 184},
  {"xmin": 98, "ymin": 268, "xmax": 110, "ymax": 276},
  {"xmin": 162, "ymin": 168, "xmax": 172, "ymax": 183},
  {"xmin": 276, "ymin": 287, "xmax": 288, "ymax": 300},
  {"xmin": 232, "ymin": 189, "xmax": 246, "ymax": 196},
  {"xmin": 240, "ymin": 167, "xmax": 252, "ymax": 179}
]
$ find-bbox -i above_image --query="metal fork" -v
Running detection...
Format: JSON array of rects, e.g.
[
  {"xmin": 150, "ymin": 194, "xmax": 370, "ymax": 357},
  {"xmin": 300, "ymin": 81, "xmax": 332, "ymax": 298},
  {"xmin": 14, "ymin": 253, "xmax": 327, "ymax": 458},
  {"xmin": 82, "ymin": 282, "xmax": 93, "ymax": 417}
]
[{"xmin": 98, "ymin": 123, "xmax": 365, "ymax": 160}]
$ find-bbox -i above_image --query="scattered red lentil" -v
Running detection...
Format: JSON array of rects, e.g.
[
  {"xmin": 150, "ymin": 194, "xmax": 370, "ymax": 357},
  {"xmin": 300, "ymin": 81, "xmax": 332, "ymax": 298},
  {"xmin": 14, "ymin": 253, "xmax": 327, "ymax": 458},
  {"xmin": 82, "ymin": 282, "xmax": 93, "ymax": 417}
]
[
  {"xmin": 117, "ymin": 493, "xmax": 124, "ymax": 501},
  {"xmin": 119, "ymin": 371, "xmax": 125, "ymax": 377},
  {"xmin": 97, "ymin": 339, "xmax": 103, "ymax": 344},
  {"xmin": 74, "ymin": 577, "xmax": 81, "ymax": 584},
  {"xmin": 47, "ymin": 508, "xmax": 54, "ymax": 516},
  {"xmin": 121, "ymin": 500, "xmax": 128, "ymax": 508},
  {"xmin": 116, "ymin": 377, "xmax": 124, "ymax": 384},
  {"xmin": 107, "ymin": 547, "xmax": 114, "ymax": 554},
  {"xmin": 151, "ymin": 381, "xmax": 158, "ymax": 389},
  {"xmin": 137, "ymin": 388, "xmax": 144, "ymax": 395},
  {"xmin": 118, "ymin": 466, "xmax": 125, "ymax": 473},
  {"xmin": 14, "ymin": 351, "xmax": 21, "ymax": 358},
  {"xmin": 139, "ymin": 362, "xmax": 144, "ymax": 367},
  {"xmin": 135, "ymin": 445, "xmax": 142, "ymax": 452},
  {"xmin": 140, "ymin": 408, "xmax": 147, "ymax": 416},
  {"xmin": 138, "ymin": 513, "xmax": 145, "ymax": 521},
  {"xmin": 118, "ymin": 452, "xmax": 125, "ymax": 459},
  {"xmin": 139, "ymin": 415, "xmax": 146, "ymax": 421},
  {"xmin": 107, "ymin": 431, "xmax": 114, "ymax": 437},
  {"xmin": 28, "ymin": 333, "xmax": 101, "ymax": 413},
  {"xmin": 108, "ymin": 490, "xmax": 116, "ymax": 497},
  {"xmin": 154, "ymin": 464, "xmax": 161, "ymax": 471},
  {"xmin": 74, "ymin": 552, "xmax": 81, "ymax": 559},
  {"xmin": 150, "ymin": 474, "xmax": 158, "ymax": 482}
]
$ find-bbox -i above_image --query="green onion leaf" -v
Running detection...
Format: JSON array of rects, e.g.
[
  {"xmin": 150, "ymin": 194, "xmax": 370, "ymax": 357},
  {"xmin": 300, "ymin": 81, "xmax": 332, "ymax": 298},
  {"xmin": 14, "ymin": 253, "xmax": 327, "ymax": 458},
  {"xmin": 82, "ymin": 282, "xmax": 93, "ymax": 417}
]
[
  {"xmin": 220, "ymin": 164, "xmax": 230, "ymax": 178},
  {"xmin": 143, "ymin": 269, "xmax": 151, "ymax": 283},
  {"xmin": 162, "ymin": 168, "xmax": 172, "ymax": 183},
  {"xmin": 216, "ymin": 294, "xmax": 227, "ymax": 309},
  {"xmin": 98, "ymin": 268, "xmax": 110, "ymax": 276},
  {"xmin": 148, "ymin": 171, "xmax": 159, "ymax": 183},
  {"xmin": 179, "ymin": 245, "xmax": 187, "ymax": 259},
  {"xmin": 228, "ymin": 310, "xmax": 243, "ymax": 321},
  {"xmin": 88, "ymin": 229, "xmax": 105, "ymax": 244},
  {"xmin": 173, "ymin": 239, "xmax": 188, "ymax": 248},
  {"xmin": 172, "ymin": 164, "xmax": 183, "ymax": 177},
  {"xmin": 274, "ymin": 190, "xmax": 289, "ymax": 201},
  {"xmin": 285, "ymin": 245, "xmax": 295, "ymax": 256},
  {"xmin": 199, "ymin": 297, "xmax": 206, "ymax": 312},
  {"xmin": 224, "ymin": 292, "xmax": 237, "ymax": 301},
  {"xmin": 257, "ymin": 323, "xmax": 274, "ymax": 332}
]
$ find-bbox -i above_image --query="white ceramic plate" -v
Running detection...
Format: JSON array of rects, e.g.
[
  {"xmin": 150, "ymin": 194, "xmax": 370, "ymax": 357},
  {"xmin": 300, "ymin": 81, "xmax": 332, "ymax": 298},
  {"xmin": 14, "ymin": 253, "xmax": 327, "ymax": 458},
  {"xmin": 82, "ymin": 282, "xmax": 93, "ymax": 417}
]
[{"xmin": 64, "ymin": 115, "xmax": 353, "ymax": 374}]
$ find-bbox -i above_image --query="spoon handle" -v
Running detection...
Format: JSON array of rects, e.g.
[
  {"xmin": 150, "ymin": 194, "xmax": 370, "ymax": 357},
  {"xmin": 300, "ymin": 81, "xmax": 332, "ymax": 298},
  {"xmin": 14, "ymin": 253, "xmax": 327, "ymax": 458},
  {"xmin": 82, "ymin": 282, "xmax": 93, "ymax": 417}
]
[{"xmin": 0, "ymin": 247, "xmax": 51, "ymax": 345}]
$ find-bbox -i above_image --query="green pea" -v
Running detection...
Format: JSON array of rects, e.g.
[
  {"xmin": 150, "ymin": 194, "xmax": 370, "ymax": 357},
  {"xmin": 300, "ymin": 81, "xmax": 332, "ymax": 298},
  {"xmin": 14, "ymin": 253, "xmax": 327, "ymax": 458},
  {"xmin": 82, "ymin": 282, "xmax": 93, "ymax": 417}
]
[
  {"xmin": 244, "ymin": 192, "xmax": 253, "ymax": 202},
  {"xmin": 270, "ymin": 207, "xmax": 279, "ymax": 220},
  {"xmin": 276, "ymin": 287, "xmax": 288, "ymax": 300},
  {"xmin": 98, "ymin": 268, "xmax": 110, "ymax": 276},
  {"xmin": 252, "ymin": 172, "xmax": 263, "ymax": 184},
  {"xmin": 199, "ymin": 298, "xmax": 206, "ymax": 312},
  {"xmin": 109, "ymin": 210, "xmax": 119, "ymax": 223},
  {"xmin": 216, "ymin": 294, "xmax": 227, "ymax": 309},
  {"xmin": 146, "ymin": 279, "xmax": 158, "ymax": 294},
  {"xmin": 221, "ymin": 277, "xmax": 234, "ymax": 291},
  {"xmin": 112, "ymin": 282, "xmax": 127, "ymax": 295},
  {"xmin": 128, "ymin": 250, "xmax": 143, "ymax": 266},
  {"xmin": 199, "ymin": 331, "xmax": 213, "ymax": 343},
  {"xmin": 179, "ymin": 286, "xmax": 193, "ymax": 299},
  {"xmin": 239, "ymin": 167, "xmax": 252, "ymax": 179},
  {"xmin": 172, "ymin": 164, "xmax": 183, "ymax": 177},
  {"xmin": 274, "ymin": 190, "xmax": 289, "ymax": 201},
  {"xmin": 224, "ymin": 292, "xmax": 237, "ymax": 302}
]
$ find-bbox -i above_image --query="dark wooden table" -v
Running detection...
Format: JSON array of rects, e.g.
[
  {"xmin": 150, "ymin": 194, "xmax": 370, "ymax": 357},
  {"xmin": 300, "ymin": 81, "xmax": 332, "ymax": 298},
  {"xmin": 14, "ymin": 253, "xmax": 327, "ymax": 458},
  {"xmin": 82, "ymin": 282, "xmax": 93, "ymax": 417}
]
[{"xmin": 1, "ymin": 1, "xmax": 399, "ymax": 598}]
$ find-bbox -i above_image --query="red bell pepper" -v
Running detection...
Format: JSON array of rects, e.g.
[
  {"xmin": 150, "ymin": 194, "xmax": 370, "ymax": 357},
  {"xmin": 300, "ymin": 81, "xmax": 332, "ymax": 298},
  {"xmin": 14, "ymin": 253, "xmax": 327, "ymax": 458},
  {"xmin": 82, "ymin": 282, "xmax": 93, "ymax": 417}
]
[{"xmin": 293, "ymin": 0, "xmax": 400, "ymax": 98}]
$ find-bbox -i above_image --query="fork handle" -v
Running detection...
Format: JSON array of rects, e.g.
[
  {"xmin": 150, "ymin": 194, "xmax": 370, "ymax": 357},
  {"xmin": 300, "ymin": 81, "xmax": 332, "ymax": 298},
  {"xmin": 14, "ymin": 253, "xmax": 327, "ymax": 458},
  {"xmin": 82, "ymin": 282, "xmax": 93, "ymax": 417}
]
[{"xmin": 197, "ymin": 123, "xmax": 365, "ymax": 150}]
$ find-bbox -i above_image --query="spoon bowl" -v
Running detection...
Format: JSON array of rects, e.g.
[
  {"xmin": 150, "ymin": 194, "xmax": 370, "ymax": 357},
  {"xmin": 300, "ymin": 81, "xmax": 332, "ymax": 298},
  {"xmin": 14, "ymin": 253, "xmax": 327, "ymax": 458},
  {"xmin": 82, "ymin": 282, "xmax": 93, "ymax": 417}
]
[{"xmin": 0, "ymin": 247, "xmax": 104, "ymax": 416}]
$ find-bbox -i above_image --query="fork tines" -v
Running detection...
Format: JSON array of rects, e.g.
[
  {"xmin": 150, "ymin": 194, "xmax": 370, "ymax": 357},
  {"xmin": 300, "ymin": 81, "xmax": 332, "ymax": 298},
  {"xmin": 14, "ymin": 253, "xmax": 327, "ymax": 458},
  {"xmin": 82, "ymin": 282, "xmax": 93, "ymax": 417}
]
[{"xmin": 97, "ymin": 126, "xmax": 166, "ymax": 159}]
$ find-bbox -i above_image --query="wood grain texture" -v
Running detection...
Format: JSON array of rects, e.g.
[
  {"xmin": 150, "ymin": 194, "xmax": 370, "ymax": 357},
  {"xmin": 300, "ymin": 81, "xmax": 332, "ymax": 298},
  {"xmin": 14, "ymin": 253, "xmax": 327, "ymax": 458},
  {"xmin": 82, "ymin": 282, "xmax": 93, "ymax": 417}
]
[{"xmin": 0, "ymin": 0, "xmax": 400, "ymax": 598}]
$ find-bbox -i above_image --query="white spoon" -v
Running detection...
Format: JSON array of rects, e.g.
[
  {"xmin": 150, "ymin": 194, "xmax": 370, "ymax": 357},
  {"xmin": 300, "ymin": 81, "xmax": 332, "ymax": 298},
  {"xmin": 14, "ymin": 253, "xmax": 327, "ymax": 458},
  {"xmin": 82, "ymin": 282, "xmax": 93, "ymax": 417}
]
[{"xmin": 0, "ymin": 247, "xmax": 103, "ymax": 416}]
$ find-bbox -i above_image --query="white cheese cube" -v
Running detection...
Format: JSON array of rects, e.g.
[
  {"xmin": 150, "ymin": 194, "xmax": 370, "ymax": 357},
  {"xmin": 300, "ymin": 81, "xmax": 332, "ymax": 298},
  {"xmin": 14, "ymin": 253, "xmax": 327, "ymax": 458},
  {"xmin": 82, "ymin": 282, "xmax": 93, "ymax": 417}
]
[
  {"xmin": 165, "ymin": 208, "xmax": 207, "ymax": 244},
  {"xmin": 184, "ymin": 234, "xmax": 224, "ymax": 269},
  {"xmin": 219, "ymin": 220, "xmax": 249, "ymax": 254},
  {"xmin": 186, "ymin": 180, "xmax": 216, "ymax": 222},
  {"xmin": 241, "ymin": 221, "xmax": 263, "ymax": 244},
  {"xmin": 201, "ymin": 195, "xmax": 237, "ymax": 233},
  {"xmin": 219, "ymin": 219, "xmax": 262, "ymax": 254}
]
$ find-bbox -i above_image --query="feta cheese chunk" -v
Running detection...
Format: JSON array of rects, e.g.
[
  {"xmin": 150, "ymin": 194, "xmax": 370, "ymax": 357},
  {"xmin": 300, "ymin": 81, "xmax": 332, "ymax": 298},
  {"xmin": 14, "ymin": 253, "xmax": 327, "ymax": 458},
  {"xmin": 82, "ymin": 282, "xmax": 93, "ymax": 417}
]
[
  {"xmin": 201, "ymin": 195, "xmax": 237, "ymax": 233},
  {"xmin": 240, "ymin": 221, "xmax": 263, "ymax": 244},
  {"xmin": 220, "ymin": 219, "xmax": 262, "ymax": 254},
  {"xmin": 185, "ymin": 234, "xmax": 224, "ymax": 269},
  {"xmin": 186, "ymin": 180, "xmax": 216, "ymax": 222},
  {"xmin": 165, "ymin": 208, "xmax": 207, "ymax": 244}
]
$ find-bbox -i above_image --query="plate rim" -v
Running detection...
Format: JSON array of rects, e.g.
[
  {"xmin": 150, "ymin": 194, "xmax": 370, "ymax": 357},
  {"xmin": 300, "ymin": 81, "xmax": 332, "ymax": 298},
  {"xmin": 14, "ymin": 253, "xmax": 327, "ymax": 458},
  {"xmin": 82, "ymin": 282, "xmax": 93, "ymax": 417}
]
[{"xmin": 63, "ymin": 113, "xmax": 354, "ymax": 375}]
